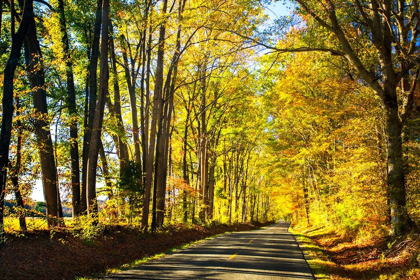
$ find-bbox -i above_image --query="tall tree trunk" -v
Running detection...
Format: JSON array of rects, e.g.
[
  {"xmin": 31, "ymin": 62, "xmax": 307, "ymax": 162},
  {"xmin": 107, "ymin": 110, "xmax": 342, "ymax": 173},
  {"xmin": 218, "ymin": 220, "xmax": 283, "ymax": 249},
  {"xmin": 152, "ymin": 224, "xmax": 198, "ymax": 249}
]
[
  {"xmin": 182, "ymin": 105, "xmax": 191, "ymax": 223},
  {"xmin": 234, "ymin": 150, "xmax": 241, "ymax": 222},
  {"xmin": 81, "ymin": 49, "xmax": 90, "ymax": 213},
  {"xmin": 11, "ymin": 97, "xmax": 27, "ymax": 231},
  {"xmin": 154, "ymin": 85, "xmax": 175, "ymax": 228},
  {"xmin": 0, "ymin": 0, "xmax": 3, "ymax": 39},
  {"xmin": 86, "ymin": 0, "xmax": 109, "ymax": 213},
  {"xmin": 141, "ymin": 9, "xmax": 152, "ymax": 192},
  {"xmin": 142, "ymin": 0, "xmax": 167, "ymax": 232},
  {"xmin": 57, "ymin": 0, "xmax": 80, "ymax": 218},
  {"xmin": 208, "ymin": 161, "xmax": 215, "ymax": 220},
  {"xmin": 302, "ymin": 164, "xmax": 310, "ymax": 225},
  {"xmin": 0, "ymin": 0, "xmax": 32, "ymax": 234},
  {"xmin": 152, "ymin": 107, "xmax": 164, "ymax": 230},
  {"xmin": 199, "ymin": 70, "xmax": 208, "ymax": 221},
  {"xmin": 140, "ymin": 0, "xmax": 151, "ymax": 189},
  {"xmin": 154, "ymin": 7, "xmax": 183, "ymax": 228},
  {"xmin": 250, "ymin": 192, "xmax": 255, "ymax": 223},
  {"xmin": 256, "ymin": 193, "xmax": 260, "ymax": 222},
  {"xmin": 23, "ymin": 6, "xmax": 60, "ymax": 226},
  {"xmin": 109, "ymin": 23, "xmax": 129, "ymax": 177},
  {"xmin": 241, "ymin": 152, "xmax": 250, "ymax": 223},
  {"xmin": 99, "ymin": 140, "xmax": 113, "ymax": 198},
  {"xmin": 383, "ymin": 88, "xmax": 407, "ymax": 235},
  {"xmin": 228, "ymin": 154, "xmax": 233, "ymax": 224},
  {"xmin": 81, "ymin": 0, "xmax": 102, "ymax": 214},
  {"xmin": 121, "ymin": 38, "xmax": 142, "ymax": 167}
]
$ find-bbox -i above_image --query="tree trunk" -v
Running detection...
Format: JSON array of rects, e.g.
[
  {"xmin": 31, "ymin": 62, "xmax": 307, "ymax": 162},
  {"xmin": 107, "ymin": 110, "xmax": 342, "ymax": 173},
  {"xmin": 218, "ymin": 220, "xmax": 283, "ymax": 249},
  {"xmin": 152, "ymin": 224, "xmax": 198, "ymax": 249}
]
[
  {"xmin": 109, "ymin": 23, "xmax": 129, "ymax": 178},
  {"xmin": 0, "ymin": 0, "xmax": 3, "ymax": 39},
  {"xmin": 199, "ymin": 71, "xmax": 208, "ymax": 221},
  {"xmin": 154, "ymin": 7, "xmax": 183, "ymax": 228},
  {"xmin": 208, "ymin": 162, "xmax": 215, "ymax": 220},
  {"xmin": 99, "ymin": 140, "xmax": 113, "ymax": 198},
  {"xmin": 142, "ymin": 0, "xmax": 167, "ymax": 232},
  {"xmin": 86, "ymin": 0, "xmax": 109, "ymax": 213},
  {"xmin": 121, "ymin": 38, "xmax": 142, "ymax": 167},
  {"xmin": 23, "ymin": 6, "xmax": 60, "ymax": 226},
  {"xmin": 81, "ymin": 0, "xmax": 102, "ymax": 214},
  {"xmin": 10, "ymin": 97, "xmax": 27, "ymax": 231},
  {"xmin": 0, "ymin": 0, "xmax": 32, "ymax": 234},
  {"xmin": 182, "ymin": 106, "xmax": 191, "ymax": 223},
  {"xmin": 302, "ymin": 165, "xmax": 310, "ymax": 225},
  {"xmin": 382, "ymin": 88, "xmax": 407, "ymax": 235},
  {"xmin": 57, "ymin": 0, "xmax": 80, "ymax": 218},
  {"xmin": 141, "ymin": 9, "xmax": 152, "ymax": 193}
]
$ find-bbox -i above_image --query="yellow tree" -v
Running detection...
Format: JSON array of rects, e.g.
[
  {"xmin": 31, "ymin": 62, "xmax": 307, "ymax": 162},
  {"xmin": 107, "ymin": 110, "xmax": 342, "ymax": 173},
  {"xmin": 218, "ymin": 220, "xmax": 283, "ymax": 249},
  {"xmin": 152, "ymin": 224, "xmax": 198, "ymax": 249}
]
[{"xmin": 263, "ymin": 50, "xmax": 387, "ymax": 236}]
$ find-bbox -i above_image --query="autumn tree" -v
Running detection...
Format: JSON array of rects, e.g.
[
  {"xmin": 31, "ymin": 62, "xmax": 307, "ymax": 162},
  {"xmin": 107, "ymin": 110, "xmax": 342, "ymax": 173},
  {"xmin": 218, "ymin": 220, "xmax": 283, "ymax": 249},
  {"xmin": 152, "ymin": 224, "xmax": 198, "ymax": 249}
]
[
  {"xmin": 0, "ymin": 0, "xmax": 33, "ymax": 234},
  {"xmin": 264, "ymin": 0, "xmax": 420, "ymax": 235}
]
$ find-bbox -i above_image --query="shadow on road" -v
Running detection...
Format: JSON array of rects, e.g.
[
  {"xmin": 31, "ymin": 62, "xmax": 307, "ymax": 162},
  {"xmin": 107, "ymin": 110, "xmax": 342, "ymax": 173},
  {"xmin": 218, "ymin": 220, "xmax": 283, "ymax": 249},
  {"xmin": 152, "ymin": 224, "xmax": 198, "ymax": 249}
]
[{"xmin": 105, "ymin": 222, "xmax": 314, "ymax": 280}]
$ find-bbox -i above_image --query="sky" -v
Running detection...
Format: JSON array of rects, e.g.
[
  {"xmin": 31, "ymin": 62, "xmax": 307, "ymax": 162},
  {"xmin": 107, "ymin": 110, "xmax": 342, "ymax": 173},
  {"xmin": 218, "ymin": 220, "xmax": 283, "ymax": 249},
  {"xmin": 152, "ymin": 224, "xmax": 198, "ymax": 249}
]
[
  {"xmin": 28, "ymin": 1, "xmax": 294, "ymax": 203},
  {"xmin": 265, "ymin": 1, "xmax": 295, "ymax": 19},
  {"xmin": 31, "ymin": 181, "xmax": 44, "ymax": 202}
]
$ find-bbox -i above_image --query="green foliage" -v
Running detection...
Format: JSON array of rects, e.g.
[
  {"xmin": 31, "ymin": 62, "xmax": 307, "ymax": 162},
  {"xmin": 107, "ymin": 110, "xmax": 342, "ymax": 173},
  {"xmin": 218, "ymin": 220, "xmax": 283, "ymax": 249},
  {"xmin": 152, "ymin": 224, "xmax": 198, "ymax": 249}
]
[
  {"xmin": 333, "ymin": 203, "xmax": 362, "ymax": 235},
  {"xmin": 118, "ymin": 160, "xmax": 144, "ymax": 196},
  {"xmin": 72, "ymin": 213, "xmax": 104, "ymax": 242},
  {"xmin": 215, "ymin": 187, "xmax": 227, "ymax": 199},
  {"xmin": 35, "ymin": 202, "xmax": 46, "ymax": 215}
]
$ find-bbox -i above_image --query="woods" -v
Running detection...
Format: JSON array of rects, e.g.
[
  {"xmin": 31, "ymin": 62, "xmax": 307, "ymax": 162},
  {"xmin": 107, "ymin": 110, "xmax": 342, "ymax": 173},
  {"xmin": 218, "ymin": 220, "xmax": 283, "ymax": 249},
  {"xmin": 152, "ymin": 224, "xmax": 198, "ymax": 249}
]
[
  {"xmin": 0, "ymin": 0, "xmax": 419, "ymax": 255},
  {"xmin": 0, "ymin": 0, "xmax": 276, "ymax": 234}
]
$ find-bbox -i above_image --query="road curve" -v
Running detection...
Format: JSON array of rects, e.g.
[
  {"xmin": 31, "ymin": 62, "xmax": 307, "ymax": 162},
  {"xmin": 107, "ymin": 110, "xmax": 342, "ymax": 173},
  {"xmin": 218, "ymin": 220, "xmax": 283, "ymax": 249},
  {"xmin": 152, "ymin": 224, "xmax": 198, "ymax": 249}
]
[{"xmin": 105, "ymin": 221, "xmax": 314, "ymax": 280}]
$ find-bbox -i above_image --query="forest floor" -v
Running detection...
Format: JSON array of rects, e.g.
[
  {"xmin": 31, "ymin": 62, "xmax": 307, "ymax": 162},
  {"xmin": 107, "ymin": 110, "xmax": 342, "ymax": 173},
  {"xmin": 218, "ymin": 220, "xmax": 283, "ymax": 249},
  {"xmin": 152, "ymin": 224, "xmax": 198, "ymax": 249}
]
[
  {"xmin": 291, "ymin": 225, "xmax": 420, "ymax": 279},
  {"xmin": 0, "ymin": 221, "xmax": 272, "ymax": 280}
]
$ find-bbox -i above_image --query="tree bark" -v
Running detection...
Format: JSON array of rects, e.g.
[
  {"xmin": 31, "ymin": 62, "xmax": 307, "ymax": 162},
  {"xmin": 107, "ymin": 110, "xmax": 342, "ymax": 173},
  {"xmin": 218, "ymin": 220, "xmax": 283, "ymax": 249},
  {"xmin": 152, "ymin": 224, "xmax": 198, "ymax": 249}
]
[
  {"xmin": 154, "ymin": 3, "xmax": 183, "ymax": 227},
  {"xmin": 99, "ymin": 140, "xmax": 113, "ymax": 198},
  {"xmin": 23, "ymin": 4, "xmax": 60, "ymax": 226},
  {"xmin": 142, "ymin": 0, "xmax": 167, "ymax": 232},
  {"xmin": 302, "ymin": 164, "xmax": 310, "ymax": 225},
  {"xmin": 182, "ymin": 103, "xmax": 191, "ymax": 223},
  {"xmin": 208, "ymin": 161, "xmax": 215, "ymax": 220},
  {"xmin": 86, "ymin": 0, "xmax": 109, "ymax": 213},
  {"xmin": 198, "ymin": 66, "xmax": 208, "ymax": 222},
  {"xmin": 109, "ymin": 23, "xmax": 129, "ymax": 178},
  {"xmin": 0, "ymin": 0, "xmax": 32, "ymax": 234},
  {"xmin": 57, "ymin": 0, "xmax": 80, "ymax": 218},
  {"xmin": 142, "ymin": 8, "xmax": 152, "ymax": 192},
  {"xmin": 81, "ymin": 0, "xmax": 102, "ymax": 214},
  {"xmin": 121, "ymin": 38, "xmax": 142, "ymax": 167},
  {"xmin": 383, "ymin": 89, "xmax": 407, "ymax": 235},
  {"xmin": 10, "ymin": 97, "xmax": 27, "ymax": 231}
]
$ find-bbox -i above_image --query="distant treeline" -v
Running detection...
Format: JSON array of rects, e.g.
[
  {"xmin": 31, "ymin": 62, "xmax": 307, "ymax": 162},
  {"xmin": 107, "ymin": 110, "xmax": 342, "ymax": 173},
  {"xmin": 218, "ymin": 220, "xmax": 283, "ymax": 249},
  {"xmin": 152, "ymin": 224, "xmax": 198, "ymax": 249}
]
[{"xmin": 4, "ymin": 201, "xmax": 72, "ymax": 218}]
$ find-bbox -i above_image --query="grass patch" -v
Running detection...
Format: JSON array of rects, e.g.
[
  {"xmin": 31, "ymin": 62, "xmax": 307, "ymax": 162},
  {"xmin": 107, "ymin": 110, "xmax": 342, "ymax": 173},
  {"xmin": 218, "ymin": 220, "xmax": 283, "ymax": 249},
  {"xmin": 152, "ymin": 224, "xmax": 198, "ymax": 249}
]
[{"xmin": 290, "ymin": 226, "xmax": 334, "ymax": 279}]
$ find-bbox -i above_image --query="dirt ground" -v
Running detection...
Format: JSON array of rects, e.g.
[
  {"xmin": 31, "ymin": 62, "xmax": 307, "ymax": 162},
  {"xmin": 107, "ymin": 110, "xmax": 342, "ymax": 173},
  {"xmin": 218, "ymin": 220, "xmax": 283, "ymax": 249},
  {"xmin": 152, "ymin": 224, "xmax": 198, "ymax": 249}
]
[{"xmin": 0, "ymin": 222, "xmax": 271, "ymax": 280}]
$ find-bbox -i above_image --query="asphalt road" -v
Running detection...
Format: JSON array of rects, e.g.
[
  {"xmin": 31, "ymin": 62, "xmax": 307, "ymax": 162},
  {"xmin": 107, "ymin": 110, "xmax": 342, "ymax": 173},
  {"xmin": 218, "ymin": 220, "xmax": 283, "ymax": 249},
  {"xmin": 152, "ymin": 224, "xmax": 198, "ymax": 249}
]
[{"xmin": 105, "ymin": 221, "xmax": 314, "ymax": 280}]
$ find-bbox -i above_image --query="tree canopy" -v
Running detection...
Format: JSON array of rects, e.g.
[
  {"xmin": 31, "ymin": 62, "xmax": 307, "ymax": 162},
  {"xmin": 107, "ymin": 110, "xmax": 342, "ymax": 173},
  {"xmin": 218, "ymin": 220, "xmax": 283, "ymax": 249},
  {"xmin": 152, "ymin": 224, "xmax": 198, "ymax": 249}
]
[{"xmin": 0, "ymin": 0, "xmax": 419, "ymax": 241}]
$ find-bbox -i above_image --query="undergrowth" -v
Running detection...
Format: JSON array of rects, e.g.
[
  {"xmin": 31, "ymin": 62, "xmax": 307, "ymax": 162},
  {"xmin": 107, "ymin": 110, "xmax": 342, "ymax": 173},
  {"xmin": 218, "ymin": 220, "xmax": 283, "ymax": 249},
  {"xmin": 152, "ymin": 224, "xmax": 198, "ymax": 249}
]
[{"xmin": 291, "ymin": 224, "xmax": 420, "ymax": 280}]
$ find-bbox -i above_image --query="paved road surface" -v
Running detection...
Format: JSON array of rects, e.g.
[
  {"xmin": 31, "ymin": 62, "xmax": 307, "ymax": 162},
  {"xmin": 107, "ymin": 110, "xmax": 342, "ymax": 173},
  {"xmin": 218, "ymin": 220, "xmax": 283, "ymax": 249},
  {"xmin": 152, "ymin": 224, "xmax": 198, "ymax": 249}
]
[{"xmin": 105, "ymin": 221, "xmax": 314, "ymax": 279}]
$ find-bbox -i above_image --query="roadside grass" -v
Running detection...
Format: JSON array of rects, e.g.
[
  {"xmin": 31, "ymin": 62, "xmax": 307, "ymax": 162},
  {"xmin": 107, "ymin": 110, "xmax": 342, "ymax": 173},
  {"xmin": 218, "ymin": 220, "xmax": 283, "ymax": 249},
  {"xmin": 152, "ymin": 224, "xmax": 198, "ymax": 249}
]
[
  {"xmin": 290, "ymin": 225, "xmax": 334, "ymax": 279},
  {"xmin": 291, "ymin": 224, "xmax": 420, "ymax": 280},
  {"xmin": 5, "ymin": 217, "xmax": 48, "ymax": 232},
  {"xmin": 4, "ymin": 217, "xmax": 74, "ymax": 232}
]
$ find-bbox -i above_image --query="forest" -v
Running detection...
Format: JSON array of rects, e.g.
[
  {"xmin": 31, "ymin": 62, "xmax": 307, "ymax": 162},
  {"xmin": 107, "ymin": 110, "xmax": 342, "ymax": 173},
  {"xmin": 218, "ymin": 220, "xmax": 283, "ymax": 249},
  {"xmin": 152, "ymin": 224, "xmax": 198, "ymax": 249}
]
[{"xmin": 0, "ymin": 0, "xmax": 420, "ymax": 279}]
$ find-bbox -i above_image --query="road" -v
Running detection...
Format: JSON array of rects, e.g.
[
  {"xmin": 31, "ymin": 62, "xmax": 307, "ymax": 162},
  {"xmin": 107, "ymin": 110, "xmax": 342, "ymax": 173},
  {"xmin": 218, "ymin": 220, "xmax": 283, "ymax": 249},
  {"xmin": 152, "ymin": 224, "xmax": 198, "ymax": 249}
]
[{"xmin": 105, "ymin": 221, "xmax": 314, "ymax": 279}]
